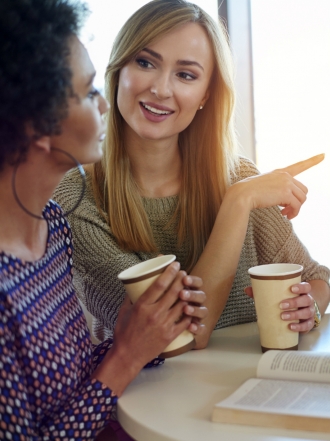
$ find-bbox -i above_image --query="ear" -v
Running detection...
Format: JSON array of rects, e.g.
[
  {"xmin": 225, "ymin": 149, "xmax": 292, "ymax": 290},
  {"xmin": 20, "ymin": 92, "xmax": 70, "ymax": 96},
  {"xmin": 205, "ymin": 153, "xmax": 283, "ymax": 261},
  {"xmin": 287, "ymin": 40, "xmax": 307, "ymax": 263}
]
[
  {"xmin": 200, "ymin": 89, "xmax": 210, "ymax": 107},
  {"xmin": 34, "ymin": 136, "xmax": 51, "ymax": 153}
]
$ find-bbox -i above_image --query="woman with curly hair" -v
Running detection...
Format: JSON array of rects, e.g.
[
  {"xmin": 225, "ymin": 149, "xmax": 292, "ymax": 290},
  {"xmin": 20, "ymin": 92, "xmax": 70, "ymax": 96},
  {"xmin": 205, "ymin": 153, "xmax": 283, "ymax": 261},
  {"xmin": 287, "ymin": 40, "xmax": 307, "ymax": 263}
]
[
  {"xmin": 0, "ymin": 0, "xmax": 208, "ymax": 440},
  {"xmin": 55, "ymin": 0, "xmax": 330, "ymax": 349}
]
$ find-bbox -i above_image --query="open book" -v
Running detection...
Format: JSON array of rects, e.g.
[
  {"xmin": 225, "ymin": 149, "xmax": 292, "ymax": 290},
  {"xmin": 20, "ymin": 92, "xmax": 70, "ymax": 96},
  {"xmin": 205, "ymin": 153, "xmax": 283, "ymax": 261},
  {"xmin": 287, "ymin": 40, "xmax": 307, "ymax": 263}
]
[{"xmin": 212, "ymin": 350, "xmax": 330, "ymax": 432}]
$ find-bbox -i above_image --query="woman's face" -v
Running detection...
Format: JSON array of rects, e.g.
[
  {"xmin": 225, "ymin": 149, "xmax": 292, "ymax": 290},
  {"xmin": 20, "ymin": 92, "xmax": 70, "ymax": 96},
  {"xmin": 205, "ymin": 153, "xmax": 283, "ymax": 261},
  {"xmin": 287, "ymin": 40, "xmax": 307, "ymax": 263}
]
[
  {"xmin": 117, "ymin": 22, "xmax": 214, "ymax": 145},
  {"xmin": 51, "ymin": 36, "xmax": 108, "ymax": 167}
]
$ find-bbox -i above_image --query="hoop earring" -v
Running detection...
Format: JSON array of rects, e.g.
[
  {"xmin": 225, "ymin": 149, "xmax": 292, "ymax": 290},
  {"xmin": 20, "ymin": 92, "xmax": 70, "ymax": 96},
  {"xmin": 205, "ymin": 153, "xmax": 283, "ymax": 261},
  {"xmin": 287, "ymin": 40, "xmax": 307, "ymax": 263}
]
[{"xmin": 12, "ymin": 147, "xmax": 86, "ymax": 220}]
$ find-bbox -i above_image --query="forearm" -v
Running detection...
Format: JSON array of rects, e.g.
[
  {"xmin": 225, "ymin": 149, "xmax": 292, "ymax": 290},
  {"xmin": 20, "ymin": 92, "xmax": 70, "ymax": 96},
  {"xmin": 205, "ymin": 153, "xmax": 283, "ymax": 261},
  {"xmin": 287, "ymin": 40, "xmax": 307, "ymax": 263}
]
[
  {"xmin": 191, "ymin": 190, "xmax": 251, "ymax": 347},
  {"xmin": 309, "ymin": 279, "xmax": 330, "ymax": 315}
]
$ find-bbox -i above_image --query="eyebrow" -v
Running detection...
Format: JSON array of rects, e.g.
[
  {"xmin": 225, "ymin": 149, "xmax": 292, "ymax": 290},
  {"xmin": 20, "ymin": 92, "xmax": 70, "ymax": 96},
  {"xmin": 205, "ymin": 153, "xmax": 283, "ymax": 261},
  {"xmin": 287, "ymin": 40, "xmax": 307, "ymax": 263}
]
[{"xmin": 141, "ymin": 48, "xmax": 204, "ymax": 71}]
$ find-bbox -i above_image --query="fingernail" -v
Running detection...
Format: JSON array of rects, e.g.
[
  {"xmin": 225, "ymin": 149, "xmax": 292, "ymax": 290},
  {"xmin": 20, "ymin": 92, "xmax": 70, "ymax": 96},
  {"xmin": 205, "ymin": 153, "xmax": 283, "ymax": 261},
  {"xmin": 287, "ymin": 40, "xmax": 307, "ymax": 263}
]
[
  {"xmin": 291, "ymin": 286, "xmax": 299, "ymax": 293},
  {"xmin": 190, "ymin": 323, "xmax": 198, "ymax": 332},
  {"xmin": 290, "ymin": 324, "xmax": 298, "ymax": 331},
  {"xmin": 181, "ymin": 290, "xmax": 190, "ymax": 300},
  {"xmin": 280, "ymin": 302, "xmax": 290, "ymax": 309},
  {"xmin": 186, "ymin": 305, "xmax": 194, "ymax": 314},
  {"xmin": 185, "ymin": 276, "xmax": 192, "ymax": 284},
  {"xmin": 172, "ymin": 262, "xmax": 180, "ymax": 270},
  {"xmin": 281, "ymin": 313, "xmax": 291, "ymax": 320}
]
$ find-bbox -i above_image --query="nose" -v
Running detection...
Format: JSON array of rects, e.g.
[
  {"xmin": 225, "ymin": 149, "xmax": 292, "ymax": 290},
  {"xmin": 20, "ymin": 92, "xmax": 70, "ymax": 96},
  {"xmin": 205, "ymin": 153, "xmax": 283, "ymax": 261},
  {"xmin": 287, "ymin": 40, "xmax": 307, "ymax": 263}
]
[
  {"xmin": 150, "ymin": 73, "xmax": 173, "ymax": 100},
  {"xmin": 98, "ymin": 93, "xmax": 110, "ymax": 115}
]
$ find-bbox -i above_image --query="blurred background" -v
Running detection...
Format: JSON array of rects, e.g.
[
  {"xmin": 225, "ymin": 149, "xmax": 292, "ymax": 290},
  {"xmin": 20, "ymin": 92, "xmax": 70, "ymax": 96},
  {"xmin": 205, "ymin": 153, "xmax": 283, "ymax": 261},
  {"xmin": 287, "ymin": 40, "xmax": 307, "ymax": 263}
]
[{"xmin": 81, "ymin": 0, "xmax": 330, "ymax": 270}]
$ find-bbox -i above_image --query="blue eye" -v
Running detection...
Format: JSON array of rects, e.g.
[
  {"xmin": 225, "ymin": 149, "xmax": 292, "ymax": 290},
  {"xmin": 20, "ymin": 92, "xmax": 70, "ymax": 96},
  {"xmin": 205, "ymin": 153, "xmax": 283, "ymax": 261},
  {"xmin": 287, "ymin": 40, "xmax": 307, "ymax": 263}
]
[{"xmin": 88, "ymin": 88, "xmax": 100, "ymax": 99}]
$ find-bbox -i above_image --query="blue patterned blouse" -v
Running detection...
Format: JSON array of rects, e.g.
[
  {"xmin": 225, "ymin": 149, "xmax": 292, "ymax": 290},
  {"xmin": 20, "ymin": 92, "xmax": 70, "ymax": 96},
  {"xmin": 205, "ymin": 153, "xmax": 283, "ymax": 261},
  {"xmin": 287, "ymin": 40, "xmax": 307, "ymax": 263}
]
[{"xmin": 0, "ymin": 201, "xmax": 160, "ymax": 440}]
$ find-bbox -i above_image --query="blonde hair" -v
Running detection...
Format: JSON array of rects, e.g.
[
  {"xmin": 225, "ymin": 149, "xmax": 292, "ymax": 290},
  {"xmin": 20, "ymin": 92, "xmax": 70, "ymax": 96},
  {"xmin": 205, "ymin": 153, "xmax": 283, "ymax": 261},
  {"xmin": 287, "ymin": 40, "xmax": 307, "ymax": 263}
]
[{"xmin": 92, "ymin": 0, "xmax": 238, "ymax": 272}]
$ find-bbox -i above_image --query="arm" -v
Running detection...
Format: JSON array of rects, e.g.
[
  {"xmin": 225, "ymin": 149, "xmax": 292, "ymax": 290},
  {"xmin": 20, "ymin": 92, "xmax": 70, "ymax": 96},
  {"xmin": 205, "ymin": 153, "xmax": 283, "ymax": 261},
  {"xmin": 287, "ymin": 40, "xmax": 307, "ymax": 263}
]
[{"xmin": 191, "ymin": 155, "xmax": 325, "ymax": 348}]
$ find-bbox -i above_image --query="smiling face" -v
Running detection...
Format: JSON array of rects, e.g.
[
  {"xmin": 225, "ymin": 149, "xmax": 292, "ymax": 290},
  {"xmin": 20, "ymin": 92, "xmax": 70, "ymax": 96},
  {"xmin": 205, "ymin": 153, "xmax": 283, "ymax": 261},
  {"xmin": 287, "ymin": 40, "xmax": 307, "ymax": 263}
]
[
  {"xmin": 51, "ymin": 36, "xmax": 109, "ymax": 167},
  {"xmin": 117, "ymin": 22, "xmax": 214, "ymax": 146}
]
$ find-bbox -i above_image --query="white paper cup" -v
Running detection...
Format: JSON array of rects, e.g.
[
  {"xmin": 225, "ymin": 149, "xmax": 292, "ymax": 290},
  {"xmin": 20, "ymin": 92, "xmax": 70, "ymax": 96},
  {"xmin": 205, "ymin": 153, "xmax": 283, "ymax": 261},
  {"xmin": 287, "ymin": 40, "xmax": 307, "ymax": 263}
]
[
  {"xmin": 248, "ymin": 263, "xmax": 303, "ymax": 353},
  {"xmin": 118, "ymin": 255, "xmax": 195, "ymax": 358}
]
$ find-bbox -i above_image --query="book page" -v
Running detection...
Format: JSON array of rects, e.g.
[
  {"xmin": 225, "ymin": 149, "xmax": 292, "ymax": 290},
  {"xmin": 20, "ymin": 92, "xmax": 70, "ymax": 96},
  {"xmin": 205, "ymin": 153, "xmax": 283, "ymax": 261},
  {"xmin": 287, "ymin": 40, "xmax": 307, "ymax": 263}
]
[
  {"xmin": 215, "ymin": 378, "xmax": 330, "ymax": 418},
  {"xmin": 257, "ymin": 350, "xmax": 330, "ymax": 383}
]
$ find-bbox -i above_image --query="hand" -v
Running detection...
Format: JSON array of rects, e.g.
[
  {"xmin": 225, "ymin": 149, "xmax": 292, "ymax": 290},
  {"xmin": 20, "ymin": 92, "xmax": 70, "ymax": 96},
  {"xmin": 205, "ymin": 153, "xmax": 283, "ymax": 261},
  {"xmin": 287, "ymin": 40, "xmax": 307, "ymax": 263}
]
[
  {"xmin": 179, "ymin": 274, "xmax": 207, "ymax": 335},
  {"xmin": 279, "ymin": 282, "xmax": 315, "ymax": 333},
  {"xmin": 113, "ymin": 263, "xmax": 202, "ymax": 368},
  {"xmin": 244, "ymin": 282, "xmax": 315, "ymax": 333},
  {"xmin": 227, "ymin": 153, "xmax": 324, "ymax": 220}
]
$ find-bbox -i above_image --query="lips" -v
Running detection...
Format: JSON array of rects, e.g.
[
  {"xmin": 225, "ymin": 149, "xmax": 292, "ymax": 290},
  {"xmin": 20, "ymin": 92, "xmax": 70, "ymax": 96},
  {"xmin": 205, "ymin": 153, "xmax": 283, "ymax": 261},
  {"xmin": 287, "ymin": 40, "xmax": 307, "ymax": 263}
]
[{"xmin": 139, "ymin": 102, "xmax": 174, "ymax": 122}]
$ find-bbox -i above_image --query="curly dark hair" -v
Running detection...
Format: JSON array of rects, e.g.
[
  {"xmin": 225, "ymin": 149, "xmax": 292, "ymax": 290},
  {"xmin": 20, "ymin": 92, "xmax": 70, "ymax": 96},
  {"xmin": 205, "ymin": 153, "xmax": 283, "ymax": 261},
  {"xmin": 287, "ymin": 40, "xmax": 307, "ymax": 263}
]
[{"xmin": 0, "ymin": 0, "xmax": 89, "ymax": 170}]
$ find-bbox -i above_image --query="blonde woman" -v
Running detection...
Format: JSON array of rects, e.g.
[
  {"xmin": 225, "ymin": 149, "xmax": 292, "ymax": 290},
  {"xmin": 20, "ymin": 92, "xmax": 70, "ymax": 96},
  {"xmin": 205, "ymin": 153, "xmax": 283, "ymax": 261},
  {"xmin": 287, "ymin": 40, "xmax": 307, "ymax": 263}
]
[{"xmin": 55, "ymin": 0, "xmax": 330, "ymax": 349}]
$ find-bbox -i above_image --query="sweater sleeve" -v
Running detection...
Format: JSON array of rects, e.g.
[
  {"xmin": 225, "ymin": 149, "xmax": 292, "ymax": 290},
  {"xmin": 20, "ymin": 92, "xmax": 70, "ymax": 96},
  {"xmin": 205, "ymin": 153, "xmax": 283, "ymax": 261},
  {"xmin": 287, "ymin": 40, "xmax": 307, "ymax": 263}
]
[
  {"xmin": 0, "ymin": 294, "xmax": 116, "ymax": 441},
  {"xmin": 237, "ymin": 157, "xmax": 330, "ymax": 284},
  {"xmin": 53, "ymin": 170, "xmax": 153, "ymax": 340}
]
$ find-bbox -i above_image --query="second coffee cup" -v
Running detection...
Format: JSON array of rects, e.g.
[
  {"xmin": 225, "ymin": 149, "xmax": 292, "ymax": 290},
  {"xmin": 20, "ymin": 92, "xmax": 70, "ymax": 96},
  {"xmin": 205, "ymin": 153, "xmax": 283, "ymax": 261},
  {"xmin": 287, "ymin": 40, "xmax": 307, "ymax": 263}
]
[
  {"xmin": 118, "ymin": 255, "xmax": 196, "ymax": 358},
  {"xmin": 248, "ymin": 263, "xmax": 303, "ymax": 353}
]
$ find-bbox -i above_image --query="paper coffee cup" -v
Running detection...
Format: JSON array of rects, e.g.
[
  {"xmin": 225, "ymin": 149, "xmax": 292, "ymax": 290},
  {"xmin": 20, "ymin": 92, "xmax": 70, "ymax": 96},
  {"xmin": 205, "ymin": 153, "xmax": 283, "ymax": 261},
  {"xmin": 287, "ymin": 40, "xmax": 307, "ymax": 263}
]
[
  {"xmin": 118, "ymin": 255, "xmax": 196, "ymax": 358},
  {"xmin": 248, "ymin": 263, "xmax": 303, "ymax": 353}
]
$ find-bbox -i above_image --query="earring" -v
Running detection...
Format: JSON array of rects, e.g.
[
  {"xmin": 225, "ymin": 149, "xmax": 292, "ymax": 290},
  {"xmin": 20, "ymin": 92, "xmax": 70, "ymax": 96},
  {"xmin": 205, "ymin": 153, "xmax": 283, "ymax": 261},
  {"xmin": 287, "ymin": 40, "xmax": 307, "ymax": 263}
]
[
  {"xmin": 12, "ymin": 147, "xmax": 86, "ymax": 220},
  {"xmin": 199, "ymin": 105, "xmax": 203, "ymax": 110}
]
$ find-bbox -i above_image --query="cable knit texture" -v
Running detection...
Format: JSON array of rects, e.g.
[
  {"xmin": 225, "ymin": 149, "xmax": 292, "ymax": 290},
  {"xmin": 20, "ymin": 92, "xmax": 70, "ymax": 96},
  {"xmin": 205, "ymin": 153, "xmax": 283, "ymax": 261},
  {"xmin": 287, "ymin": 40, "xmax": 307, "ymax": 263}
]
[{"xmin": 54, "ymin": 157, "xmax": 330, "ymax": 342}]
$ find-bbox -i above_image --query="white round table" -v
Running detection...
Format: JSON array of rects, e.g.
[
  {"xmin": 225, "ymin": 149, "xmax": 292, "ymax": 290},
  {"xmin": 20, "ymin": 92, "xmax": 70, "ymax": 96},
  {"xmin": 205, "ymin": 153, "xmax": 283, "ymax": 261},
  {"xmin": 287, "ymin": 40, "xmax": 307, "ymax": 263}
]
[{"xmin": 118, "ymin": 314, "xmax": 330, "ymax": 441}]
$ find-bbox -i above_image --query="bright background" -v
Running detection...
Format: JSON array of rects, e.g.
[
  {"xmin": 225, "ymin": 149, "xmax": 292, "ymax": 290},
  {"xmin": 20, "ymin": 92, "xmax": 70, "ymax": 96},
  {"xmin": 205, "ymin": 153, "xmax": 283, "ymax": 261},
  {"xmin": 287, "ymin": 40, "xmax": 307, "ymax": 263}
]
[
  {"xmin": 251, "ymin": 0, "xmax": 330, "ymax": 269},
  {"xmin": 81, "ymin": 0, "xmax": 330, "ymax": 270}
]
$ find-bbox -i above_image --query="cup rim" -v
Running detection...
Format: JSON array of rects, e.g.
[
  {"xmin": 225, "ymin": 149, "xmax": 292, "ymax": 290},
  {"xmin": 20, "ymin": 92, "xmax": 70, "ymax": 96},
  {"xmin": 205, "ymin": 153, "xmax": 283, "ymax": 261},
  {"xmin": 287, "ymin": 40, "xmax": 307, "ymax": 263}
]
[
  {"xmin": 248, "ymin": 263, "xmax": 303, "ymax": 277},
  {"xmin": 118, "ymin": 254, "xmax": 176, "ymax": 282}
]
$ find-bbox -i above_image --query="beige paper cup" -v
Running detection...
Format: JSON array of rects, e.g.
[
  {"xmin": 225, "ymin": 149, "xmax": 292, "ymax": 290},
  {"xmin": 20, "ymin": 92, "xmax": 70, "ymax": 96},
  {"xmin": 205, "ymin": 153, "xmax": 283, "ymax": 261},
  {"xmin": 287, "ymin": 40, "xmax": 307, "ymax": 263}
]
[
  {"xmin": 118, "ymin": 255, "xmax": 195, "ymax": 358},
  {"xmin": 248, "ymin": 263, "xmax": 303, "ymax": 353}
]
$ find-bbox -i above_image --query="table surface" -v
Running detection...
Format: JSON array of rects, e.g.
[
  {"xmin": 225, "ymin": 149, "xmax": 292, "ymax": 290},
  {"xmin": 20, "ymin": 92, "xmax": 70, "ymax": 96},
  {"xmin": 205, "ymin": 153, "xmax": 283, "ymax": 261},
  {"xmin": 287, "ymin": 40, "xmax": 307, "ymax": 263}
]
[{"xmin": 118, "ymin": 314, "xmax": 330, "ymax": 441}]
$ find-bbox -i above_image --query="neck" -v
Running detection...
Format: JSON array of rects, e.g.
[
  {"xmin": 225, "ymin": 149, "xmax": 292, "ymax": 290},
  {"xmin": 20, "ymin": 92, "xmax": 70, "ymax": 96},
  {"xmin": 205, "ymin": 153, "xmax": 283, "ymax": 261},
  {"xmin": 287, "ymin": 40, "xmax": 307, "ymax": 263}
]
[
  {"xmin": 125, "ymin": 132, "xmax": 182, "ymax": 198},
  {"xmin": 0, "ymin": 153, "xmax": 65, "ymax": 261}
]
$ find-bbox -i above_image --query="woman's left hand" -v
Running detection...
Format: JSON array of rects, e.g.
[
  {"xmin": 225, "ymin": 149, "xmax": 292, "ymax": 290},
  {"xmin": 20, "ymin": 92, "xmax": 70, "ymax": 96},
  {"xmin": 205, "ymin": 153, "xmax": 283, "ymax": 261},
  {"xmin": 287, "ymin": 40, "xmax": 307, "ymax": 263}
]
[
  {"xmin": 179, "ymin": 275, "xmax": 208, "ymax": 336},
  {"xmin": 245, "ymin": 282, "xmax": 315, "ymax": 333},
  {"xmin": 279, "ymin": 282, "xmax": 315, "ymax": 333}
]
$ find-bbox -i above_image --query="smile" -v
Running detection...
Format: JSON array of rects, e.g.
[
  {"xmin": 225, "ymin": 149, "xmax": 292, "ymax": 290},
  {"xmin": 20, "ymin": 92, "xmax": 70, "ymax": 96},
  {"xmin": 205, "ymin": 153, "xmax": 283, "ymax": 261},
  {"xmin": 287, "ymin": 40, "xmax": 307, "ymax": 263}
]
[{"xmin": 141, "ymin": 103, "xmax": 173, "ymax": 116}]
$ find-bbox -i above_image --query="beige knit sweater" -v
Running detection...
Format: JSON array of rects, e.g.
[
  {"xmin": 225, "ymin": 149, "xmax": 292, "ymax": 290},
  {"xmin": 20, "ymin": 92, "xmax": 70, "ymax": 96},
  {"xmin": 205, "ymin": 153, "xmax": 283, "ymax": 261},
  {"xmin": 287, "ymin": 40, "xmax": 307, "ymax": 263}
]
[{"xmin": 54, "ymin": 157, "xmax": 330, "ymax": 341}]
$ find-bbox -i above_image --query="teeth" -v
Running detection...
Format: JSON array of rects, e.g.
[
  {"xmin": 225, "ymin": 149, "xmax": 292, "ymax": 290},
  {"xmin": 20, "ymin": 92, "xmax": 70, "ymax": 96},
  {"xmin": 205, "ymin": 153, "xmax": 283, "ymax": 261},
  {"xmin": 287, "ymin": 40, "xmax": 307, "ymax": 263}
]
[{"xmin": 142, "ymin": 103, "xmax": 171, "ymax": 115}]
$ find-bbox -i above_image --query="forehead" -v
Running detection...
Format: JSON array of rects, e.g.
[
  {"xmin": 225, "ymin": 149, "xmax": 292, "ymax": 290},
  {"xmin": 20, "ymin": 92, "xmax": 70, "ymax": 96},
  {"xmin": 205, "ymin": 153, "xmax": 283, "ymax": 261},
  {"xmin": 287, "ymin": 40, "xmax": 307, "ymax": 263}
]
[
  {"xmin": 147, "ymin": 22, "xmax": 214, "ymax": 71},
  {"xmin": 69, "ymin": 36, "xmax": 95, "ymax": 89}
]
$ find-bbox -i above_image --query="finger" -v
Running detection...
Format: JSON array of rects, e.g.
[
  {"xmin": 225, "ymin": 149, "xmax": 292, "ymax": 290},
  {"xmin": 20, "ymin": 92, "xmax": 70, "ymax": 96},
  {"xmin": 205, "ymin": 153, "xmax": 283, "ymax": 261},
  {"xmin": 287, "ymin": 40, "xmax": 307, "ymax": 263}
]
[
  {"xmin": 280, "ymin": 293, "xmax": 314, "ymax": 310},
  {"xmin": 281, "ymin": 153, "xmax": 324, "ymax": 177},
  {"xmin": 188, "ymin": 322, "xmax": 206, "ymax": 335},
  {"xmin": 182, "ymin": 275, "xmax": 203, "ymax": 289},
  {"xmin": 289, "ymin": 318, "xmax": 314, "ymax": 333},
  {"xmin": 290, "ymin": 282, "xmax": 311, "ymax": 295},
  {"xmin": 179, "ymin": 289, "xmax": 206, "ymax": 304},
  {"xmin": 244, "ymin": 287, "xmax": 254, "ymax": 298},
  {"xmin": 281, "ymin": 304, "xmax": 314, "ymax": 322},
  {"xmin": 183, "ymin": 304, "xmax": 208, "ymax": 320},
  {"xmin": 157, "ymin": 270, "xmax": 189, "ymax": 310},
  {"xmin": 139, "ymin": 262, "xmax": 181, "ymax": 304}
]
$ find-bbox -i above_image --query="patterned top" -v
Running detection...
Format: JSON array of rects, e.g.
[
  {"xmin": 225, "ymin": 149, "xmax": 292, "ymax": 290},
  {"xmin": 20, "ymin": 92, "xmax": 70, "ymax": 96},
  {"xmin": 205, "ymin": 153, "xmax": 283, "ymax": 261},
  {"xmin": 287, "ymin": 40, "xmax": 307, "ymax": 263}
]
[
  {"xmin": 54, "ymin": 157, "xmax": 330, "ymax": 342},
  {"xmin": 0, "ymin": 201, "xmax": 116, "ymax": 440}
]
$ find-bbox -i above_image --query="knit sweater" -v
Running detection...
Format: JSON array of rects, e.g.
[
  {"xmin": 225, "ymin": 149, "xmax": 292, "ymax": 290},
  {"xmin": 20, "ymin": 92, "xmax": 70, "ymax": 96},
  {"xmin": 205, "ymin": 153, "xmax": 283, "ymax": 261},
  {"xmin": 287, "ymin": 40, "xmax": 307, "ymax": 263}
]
[{"xmin": 54, "ymin": 157, "xmax": 330, "ymax": 342}]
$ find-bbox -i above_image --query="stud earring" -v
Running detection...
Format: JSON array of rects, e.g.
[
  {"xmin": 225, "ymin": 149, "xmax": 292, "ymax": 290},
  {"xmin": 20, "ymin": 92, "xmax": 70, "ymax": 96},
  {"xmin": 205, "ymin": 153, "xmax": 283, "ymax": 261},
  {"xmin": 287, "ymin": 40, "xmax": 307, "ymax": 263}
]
[{"xmin": 199, "ymin": 105, "xmax": 203, "ymax": 110}]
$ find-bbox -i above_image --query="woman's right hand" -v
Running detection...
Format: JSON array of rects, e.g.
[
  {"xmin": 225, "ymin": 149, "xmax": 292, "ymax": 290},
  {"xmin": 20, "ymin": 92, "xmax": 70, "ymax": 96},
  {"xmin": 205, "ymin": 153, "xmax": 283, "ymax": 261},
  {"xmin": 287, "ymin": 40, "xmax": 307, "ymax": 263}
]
[
  {"xmin": 227, "ymin": 154, "xmax": 324, "ymax": 220},
  {"xmin": 92, "ymin": 262, "xmax": 206, "ymax": 396}
]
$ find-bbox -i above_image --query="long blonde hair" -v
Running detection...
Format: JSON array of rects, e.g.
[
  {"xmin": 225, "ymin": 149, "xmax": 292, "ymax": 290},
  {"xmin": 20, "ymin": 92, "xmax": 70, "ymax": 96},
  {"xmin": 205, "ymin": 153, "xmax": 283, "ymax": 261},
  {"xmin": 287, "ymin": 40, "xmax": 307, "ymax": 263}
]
[{"xmin": 92, "ymin": 0, "xmax": 238, "ymax": 272}]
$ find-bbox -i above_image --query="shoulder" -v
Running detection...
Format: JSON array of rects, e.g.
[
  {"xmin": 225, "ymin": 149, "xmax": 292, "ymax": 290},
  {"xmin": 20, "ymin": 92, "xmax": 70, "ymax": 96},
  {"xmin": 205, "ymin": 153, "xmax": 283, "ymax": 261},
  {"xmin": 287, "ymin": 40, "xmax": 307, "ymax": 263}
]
[{"xmin": 231, "ymin": 156, "xmax": 260, "ymax": 184}]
